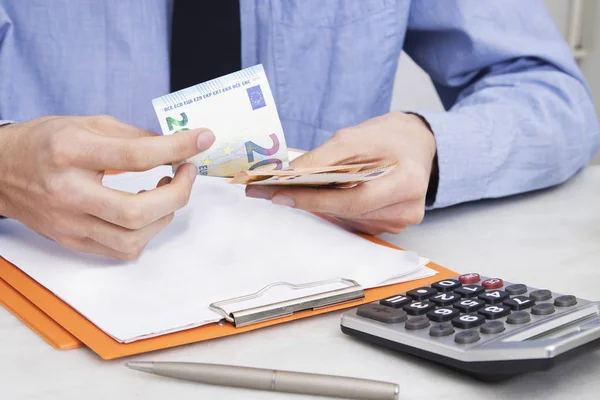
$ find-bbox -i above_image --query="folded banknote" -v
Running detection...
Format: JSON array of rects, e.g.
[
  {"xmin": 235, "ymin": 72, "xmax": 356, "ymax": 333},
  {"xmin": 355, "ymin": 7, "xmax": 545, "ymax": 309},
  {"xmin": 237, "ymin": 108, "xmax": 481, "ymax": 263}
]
[{"xmin": 229, "ymin": 162, "xmax": 397, "ymax": 187}]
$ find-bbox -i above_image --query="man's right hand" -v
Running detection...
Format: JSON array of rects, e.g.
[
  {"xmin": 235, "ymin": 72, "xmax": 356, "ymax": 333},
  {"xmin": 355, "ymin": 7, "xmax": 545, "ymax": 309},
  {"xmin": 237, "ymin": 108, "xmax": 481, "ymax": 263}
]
[{"xmin": 0, "ymin": 115, "xmax": 214, "ymax": 260}]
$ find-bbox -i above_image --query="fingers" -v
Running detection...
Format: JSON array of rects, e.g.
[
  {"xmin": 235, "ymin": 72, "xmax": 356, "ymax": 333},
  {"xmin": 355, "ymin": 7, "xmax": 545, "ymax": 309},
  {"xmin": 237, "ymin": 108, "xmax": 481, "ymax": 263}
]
[
  {"xmin": 60, "ymin": 171, "xmax": 177, "ymax": 260},
  {"xmin": 290, "ymin": 128, "xmax": 384, "ymax": 169},
  {"xmin": 84, "ymin": 115, "xmax": 159, "ymax": 139},
  {"xmin": 248, "ymin": 180, "xmax": 396, "ymax": 218},
  {"xmin": 84, "ymin": 212, "xmax": 174, "ymax": 255},
  {"xmin": 58, "ymin": 236, "xmax": 142, "ymax": 261},
  {"xmin": 77, "ymin": 128, "xmax": 214, "ymax": 171},
  {"xmin": 290, "ymin": 136, "xmax": 352, "ymax": 168},
  {"xmin": 78, "ymin": 162, "xmax": 197, "ymax": 230}
]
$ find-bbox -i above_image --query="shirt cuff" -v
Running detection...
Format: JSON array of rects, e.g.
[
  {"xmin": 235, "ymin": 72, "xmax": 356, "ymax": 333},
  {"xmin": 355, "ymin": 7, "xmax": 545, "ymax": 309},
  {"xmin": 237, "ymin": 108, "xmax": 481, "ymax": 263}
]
[{"xmin": 405, "ymin": 110, "xmax": 493, "ymax": 209}]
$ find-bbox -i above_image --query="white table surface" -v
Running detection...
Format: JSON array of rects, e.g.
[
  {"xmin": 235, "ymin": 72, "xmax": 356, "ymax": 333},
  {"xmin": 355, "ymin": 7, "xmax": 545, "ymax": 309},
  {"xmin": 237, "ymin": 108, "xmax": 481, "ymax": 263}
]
[{"xmin": 2, "ymin": 165, "xmax": 599, "ymax": 400}]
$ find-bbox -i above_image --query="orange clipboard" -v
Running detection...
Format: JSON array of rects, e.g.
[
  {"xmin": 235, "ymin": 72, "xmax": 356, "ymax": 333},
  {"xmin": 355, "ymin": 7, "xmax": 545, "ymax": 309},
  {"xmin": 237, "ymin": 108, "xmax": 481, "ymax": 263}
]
[
  {"xmin": 0, "ymin": 277, "xmax": 82, "ymax": 350},
  {"xmin": 0, "ymin": 233, "xmax": 458, "ymax": 360}
]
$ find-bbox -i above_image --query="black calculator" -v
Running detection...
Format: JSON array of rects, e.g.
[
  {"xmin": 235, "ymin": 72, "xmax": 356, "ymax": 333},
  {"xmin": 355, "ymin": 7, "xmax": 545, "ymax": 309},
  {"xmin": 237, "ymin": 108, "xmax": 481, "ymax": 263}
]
[{"xmin": 340, "ymin": 273, "xmax": 600, "ymax": 381}]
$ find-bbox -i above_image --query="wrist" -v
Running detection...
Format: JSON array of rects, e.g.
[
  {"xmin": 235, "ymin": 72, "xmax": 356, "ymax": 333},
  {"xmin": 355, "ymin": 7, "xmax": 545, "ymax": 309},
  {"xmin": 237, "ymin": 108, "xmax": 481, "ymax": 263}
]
[
  {"xmin": 0, "ymin": 123, "xmax": 16, "ymax": 217},
  {"xmin": 402, "ymin": 112, "xmax": 439, "ymax": 206}
]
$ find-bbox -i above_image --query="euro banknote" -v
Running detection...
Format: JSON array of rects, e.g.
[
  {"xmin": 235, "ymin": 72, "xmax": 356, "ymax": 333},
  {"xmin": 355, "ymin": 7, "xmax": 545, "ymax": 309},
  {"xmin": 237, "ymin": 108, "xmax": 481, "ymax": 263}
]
[
  {"xmin": 229, "ymin": 162, "xmax": 397, "ymax": 187},
  {"xmin": 152, "ymin": 64, "xmax": 288, "ymax": 177},
  {"xmin": 153, "ymin": 64, "xmax": 393, "ymax": 188}
]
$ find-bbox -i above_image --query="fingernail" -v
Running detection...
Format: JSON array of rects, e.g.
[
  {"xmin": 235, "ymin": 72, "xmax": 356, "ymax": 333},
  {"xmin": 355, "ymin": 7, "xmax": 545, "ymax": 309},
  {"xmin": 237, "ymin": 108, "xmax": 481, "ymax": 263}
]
[
  {"xmin": 246, "ymin": 187, "xmax": 271, "ymax": 200},
  {"xmin": 272, "ymin": 195, "xmax": 295, "ymax": 207},
  {"xmin": 187, "ymin": 163, "xmax": 197, "ymax": 180},
  {"xmin": 197, "ymin": 130, "xmax": 215, "ymax": 150}
]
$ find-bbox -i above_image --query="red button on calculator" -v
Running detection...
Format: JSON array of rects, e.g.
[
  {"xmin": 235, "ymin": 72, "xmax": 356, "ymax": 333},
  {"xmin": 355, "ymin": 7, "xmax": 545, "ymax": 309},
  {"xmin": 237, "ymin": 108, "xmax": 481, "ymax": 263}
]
[
  {"xmin": 482, "ymin": 278, "xmax": 504, "ymax": 289},
  {"xmin": 459, "ymin": 273, "xmax": 480, "ymax": 284}
]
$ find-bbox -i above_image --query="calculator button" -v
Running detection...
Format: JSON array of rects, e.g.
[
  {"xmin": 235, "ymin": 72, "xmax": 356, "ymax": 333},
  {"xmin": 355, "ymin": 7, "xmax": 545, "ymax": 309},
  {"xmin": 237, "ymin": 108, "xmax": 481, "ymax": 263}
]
[
  {"xmin": 507, "ymin": 311, "xmax": 531, "ymax": 325},
  {"xmin": 454, "ymin": 330, "xmax": 481, "ymax": 344},
  {"xmin": 427, "ymin": 307, "xmax": 460, "ymax": 322},
  {"xmin": 357, "ymin": 304, "xmax": 408, "ymax": 324},
  {"xmin": 430, "ymin": 322, "xmax": 455, "ymax": 337},
  {"xmin": 482, "ymin": 278, "xmax": 504, "ymax": 289},
  {"xmin": 406, "ymin": 287, "xmax": 438, "ymax": 301},
  {"xmin": 529, "ymin": 290, "xmax": 552, "ymax": 302},
  {"xmin": 403, "ymin": 301, "xmax": 436, "ymax": 316},
  {"xmin": 478, "ymin": 290, "xmax": 510, "ymax": 304},
  {"xmin": 531, "ymin": 303, "xmax": 555, "ymax": 315},
  {"xmin": 478, "ymin": 304, "xmax": 511, "ymax": 320},
  {"xmin": 504, "ymin": 296, "xmax": 535, "ymax": 310},
  {"xmin": 432, "ymin": 279, "xmax": 462, "ymax": 293},
  {"xmin": 405, "ymin": 316, "xmax": 430, "ymax": 330},
  {"xmin": 430, "ymin": 292, "xmax": 462, "ymax": 307},
  {"xmin": 452, "ymin": 314, "xmax": 486, "ymax": 329},
  {"xmin": 505, "ymin": 284, "xmax": 527, "ymax": 295},
  {"xmin": 480, "ymin": 321, "xmax": 506, "ymax": 334},
  {"xmin": 554, "ymin": 295, "xmax": 578, "ymax": 307},
  {"xmin": 458, "ymin": 273, "xmax": 480, "ymax": 284},
  {"xmin": 453, "ymin": 298, "xmax": 486, "ymax": 313},
  {"xmin": 454, "ymin": 285, "xmax": 485, "ymax": 298},
  {"xmin": 380, "ymin": 295, "xmax": 411, "ymax": 309}
]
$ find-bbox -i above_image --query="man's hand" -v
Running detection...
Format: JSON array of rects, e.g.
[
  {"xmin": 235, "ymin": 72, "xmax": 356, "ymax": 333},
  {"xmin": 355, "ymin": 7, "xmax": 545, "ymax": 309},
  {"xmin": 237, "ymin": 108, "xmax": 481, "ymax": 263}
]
[
  {"xmin": 0, "ymin": 116, "xmax": 214, "ymax": 260},
  {"xmin": 245, "ymin": 112, "xmax": 437, "ymax": 235}
]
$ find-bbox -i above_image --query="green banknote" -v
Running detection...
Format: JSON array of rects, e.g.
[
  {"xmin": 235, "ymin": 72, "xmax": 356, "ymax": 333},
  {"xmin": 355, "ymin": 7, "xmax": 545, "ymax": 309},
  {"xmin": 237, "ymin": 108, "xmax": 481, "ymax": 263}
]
[{"xmin": 152, "ymin": 64, "xmax": 289, "ymax": 177}]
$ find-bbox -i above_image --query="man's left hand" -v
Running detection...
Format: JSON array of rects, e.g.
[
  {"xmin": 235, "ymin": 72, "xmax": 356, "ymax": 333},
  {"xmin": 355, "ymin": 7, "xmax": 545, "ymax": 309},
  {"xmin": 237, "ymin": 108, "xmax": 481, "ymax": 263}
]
[{"xmin": 245, "ymin": 112, "xmax": 437, "ymax": 235}]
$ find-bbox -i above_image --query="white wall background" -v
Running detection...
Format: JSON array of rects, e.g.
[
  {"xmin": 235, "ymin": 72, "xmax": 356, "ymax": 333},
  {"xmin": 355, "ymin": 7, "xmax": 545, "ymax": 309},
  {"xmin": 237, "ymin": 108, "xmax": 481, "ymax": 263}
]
[{"xmin": 389, "ymin": 0, "xmax": 600, "ymax": 165}]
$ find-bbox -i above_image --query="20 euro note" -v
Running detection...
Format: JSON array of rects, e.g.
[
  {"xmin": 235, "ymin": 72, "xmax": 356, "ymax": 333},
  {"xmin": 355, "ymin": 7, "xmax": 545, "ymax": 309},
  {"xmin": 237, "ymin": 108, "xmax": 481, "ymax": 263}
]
[{"xmin": 152, "ymin": 64, "xmax": 289, "ymax": 177}]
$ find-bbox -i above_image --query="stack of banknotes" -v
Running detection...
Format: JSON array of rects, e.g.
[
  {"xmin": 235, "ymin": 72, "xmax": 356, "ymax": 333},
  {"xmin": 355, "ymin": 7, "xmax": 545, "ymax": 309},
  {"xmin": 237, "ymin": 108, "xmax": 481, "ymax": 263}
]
[{"xmin": 152, "ymin": 64, "xmax": 395, "ymax": 187}]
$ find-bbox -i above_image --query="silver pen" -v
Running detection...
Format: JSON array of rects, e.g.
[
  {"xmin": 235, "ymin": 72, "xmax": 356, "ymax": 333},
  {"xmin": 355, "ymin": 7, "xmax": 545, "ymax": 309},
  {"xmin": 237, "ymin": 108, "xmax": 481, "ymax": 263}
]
[{"xmin": 126, "ymin": 361, "xmax": 399, "ymax": 400}]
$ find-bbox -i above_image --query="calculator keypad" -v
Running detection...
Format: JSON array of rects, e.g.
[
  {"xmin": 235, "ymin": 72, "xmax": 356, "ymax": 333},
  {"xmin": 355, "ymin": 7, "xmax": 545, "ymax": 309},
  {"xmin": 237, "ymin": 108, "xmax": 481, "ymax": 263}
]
[
  {"xmin": 478, "ymin": 290, "xmax": 509, "ymax": 304},
  {"xmin": 531, "ymin": 303, "xmax": 555, "ymax": 315},
  {"xmin": 356, "ymin": 304, "xmax": 408, "ymax": 324},
  {"xmin": 555, "ymin": 295, "xmax": 577, "ymax": 307},
  {"xmin": 505, "ymin": 284, "xmax": 527, "ymax": 295},
  {"xmin": 431, "ymin": 279, "xmax": 461, "ymax": 293},
  {"xmin": 405, "ymin": 316, "xmax": 430, "ymax": 330},
  {"xmin": 406, "ymin": 287, "xmax": 438, "ymax": 301},
  {"xmin": 507, "ymin": 311, "xmax": 531, "ymax": 325},
  {"xmin": 427, "ymin": 307, "xmax": 460, "ymax": 322},
  {"xmin": 430, "ymin": 292, "xmax": 461, "ymax": 306},
  {"xmin": 358, "ymin": 273, "xmax": 585, "ymax": 347},
  {"xmin": 504, "ymin": 296, "xmax": 535, "ymax": 310},
  {"xmin": 403, "ymin": 301, "xmax": 436, "ymax": 316},
  {"xmin": 478, "ymin": 304, "xmax": 511, "ymax": 320},
  {"xmin": 452, "ymin": 313, "xmax": 486, "ymax": 329},
  {"xmin": 454, "ymin": 298, "xmax": 486, "ymax": 313},
  {"xmin": 379, "ymin": 295, "xmax": 411, "ymax": 309},
  {"xmin": 429, "ymin": 322, "xmax": 455, "ymax": 337},
  {"xmin": 455, "ymin": 285, "xmax": 485, "ymax": 298}
]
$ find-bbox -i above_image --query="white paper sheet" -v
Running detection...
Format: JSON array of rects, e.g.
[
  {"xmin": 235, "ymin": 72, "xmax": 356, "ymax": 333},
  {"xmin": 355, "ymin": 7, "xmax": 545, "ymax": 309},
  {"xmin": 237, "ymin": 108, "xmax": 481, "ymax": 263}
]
[{"xmin": 0, "ymin": 166, "xmax": 431, "ymax": 343}]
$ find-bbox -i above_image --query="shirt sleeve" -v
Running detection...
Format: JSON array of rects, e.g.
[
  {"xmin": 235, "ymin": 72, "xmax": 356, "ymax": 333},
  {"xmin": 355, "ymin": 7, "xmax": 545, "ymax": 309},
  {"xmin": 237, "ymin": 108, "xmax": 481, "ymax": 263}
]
[{"xmin": 403, "ymin": 0, "xmax": 600, "ymax": 209}]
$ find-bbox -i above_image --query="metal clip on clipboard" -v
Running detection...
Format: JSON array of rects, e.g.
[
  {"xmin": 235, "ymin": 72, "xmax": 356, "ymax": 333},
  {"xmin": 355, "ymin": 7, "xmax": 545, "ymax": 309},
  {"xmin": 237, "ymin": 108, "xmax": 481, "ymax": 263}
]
[{"xmin": 209, "ymin": 278, "xmax": 365, "ymax": 327}]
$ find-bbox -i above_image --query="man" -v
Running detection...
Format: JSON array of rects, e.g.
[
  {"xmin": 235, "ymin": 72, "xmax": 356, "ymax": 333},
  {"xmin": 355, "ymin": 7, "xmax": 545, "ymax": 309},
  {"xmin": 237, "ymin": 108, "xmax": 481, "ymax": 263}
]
[{"xmin": 0, "ymin": 1, "xmax": 598, "ymax": 260}]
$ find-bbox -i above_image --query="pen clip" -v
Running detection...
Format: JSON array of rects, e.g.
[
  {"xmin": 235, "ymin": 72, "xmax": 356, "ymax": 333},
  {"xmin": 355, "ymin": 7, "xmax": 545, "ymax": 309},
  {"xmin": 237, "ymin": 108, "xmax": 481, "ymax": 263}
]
[{"xmin": 209, "ymin": 278, "xmax": 364, "ymax": 327}]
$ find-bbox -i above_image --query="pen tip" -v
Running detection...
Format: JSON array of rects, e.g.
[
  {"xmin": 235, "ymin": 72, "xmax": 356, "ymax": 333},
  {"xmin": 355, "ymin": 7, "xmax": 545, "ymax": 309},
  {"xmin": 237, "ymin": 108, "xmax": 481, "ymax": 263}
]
[{"xmin": 125, "ymin": 361, "xmax": 154, "ymax": 373}]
